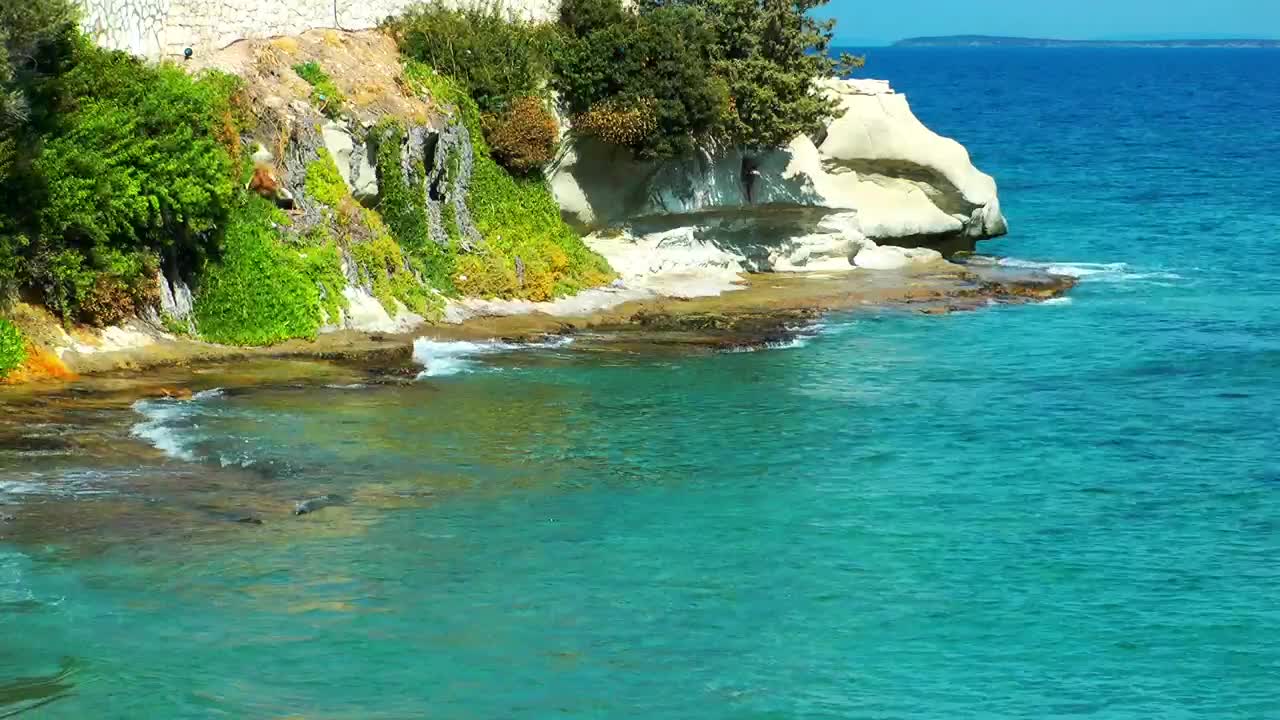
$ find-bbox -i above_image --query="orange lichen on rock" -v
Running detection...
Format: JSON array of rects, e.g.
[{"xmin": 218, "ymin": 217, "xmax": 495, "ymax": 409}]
[{"xmin": 1, "ymin": 343, "xmax": 78, "ymax": 384}]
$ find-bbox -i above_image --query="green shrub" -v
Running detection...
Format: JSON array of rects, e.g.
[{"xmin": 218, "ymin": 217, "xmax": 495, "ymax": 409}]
[
  {"xmin": 0, "ymin": 0, "xmax": 79, "ymax": 130},
  {"xmin": 0, "ymin": 228, "xmax": 27, "ymax": 299},
  {"xmin": 0, "ymin": 317, "xmax": 25, "ymax": 378},
  {"xmin": 293, "ymin": 61, "xmax": 346, "ymax": 119},
  {"xmin": 350, "ymin": 216, "xmax": 440, "ymax": 318},
  {"xmin": 552, "ymin": 3, "xmax": 731, "ymax": 159},
  {"xmin": 20, "ymin": 244, "xmax": 156, "ymax": 326},
  {"xmin": 484, "ymin": 96, "xmax": 559, "ymax": 175},
  {"xmin": 193, "ymin": 197, "xmax": 346, "ymax": 346},
  {"xmin": 2, "ymin": 36, "xmax": 247, "ymax": 323},
  {"xmin": 462, "ymin": 153, "xmax": 612, "ymax": 300},
  {"xmin": 571, "ymin": 97, "xmax": 657, "ymax": 147},
  {"xmin": 558, "ymin": 0, "xmax": 625, "ymax": 37},
  {"xmin": 385, "ymin": 3, "xmax": 557, "ymax": 115},
  {"xmin": 553, "ymin": 0, "xmax": 862, "ymax": 157},
  {"xmin": 305, "ymin": 147, "xmax": 348, "ymax": 208}
]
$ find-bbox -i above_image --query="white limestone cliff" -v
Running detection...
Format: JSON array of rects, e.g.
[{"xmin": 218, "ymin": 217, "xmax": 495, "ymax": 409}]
[{"xmin": 549, "ymin": 78, "xmax": 1007, "ymax": 258}]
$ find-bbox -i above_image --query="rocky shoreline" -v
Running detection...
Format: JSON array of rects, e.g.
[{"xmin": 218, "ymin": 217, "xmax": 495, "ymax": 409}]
[{"xmin": 1, "ymin": 258, "xmax": 1074, "ymax": 386}]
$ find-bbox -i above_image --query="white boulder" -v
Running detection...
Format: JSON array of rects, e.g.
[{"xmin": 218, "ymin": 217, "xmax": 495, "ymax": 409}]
[{"xmin": 853, "ymin": 244, "xmax": 944, "ymax": 271}]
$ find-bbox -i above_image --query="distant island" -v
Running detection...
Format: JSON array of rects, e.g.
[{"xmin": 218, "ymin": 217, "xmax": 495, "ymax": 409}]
[{"xmin": 894, "ymin": 35, "xmax": 1280, "ymax": 48}]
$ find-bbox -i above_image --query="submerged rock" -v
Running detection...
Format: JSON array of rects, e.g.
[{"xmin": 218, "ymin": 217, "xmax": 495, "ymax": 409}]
[{"xmin": 294, "ymin": 494, "xmax": 343, "ymax": 516}]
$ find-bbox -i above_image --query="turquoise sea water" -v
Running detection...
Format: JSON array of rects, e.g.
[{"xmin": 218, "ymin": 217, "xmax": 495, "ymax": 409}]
[{"xmin": 3, "ymin": 49, "xmax": 1280, "ymax": 717}]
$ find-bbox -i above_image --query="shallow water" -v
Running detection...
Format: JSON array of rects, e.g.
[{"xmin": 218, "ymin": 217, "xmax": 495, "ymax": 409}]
[{"xmin": 3, "ymin": 48, "xmax": 1280, "ymax": 717}]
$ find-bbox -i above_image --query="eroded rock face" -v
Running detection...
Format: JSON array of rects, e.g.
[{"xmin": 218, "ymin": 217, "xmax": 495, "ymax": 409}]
[{"xmin": 548, "ymin": 78, "xmax": 1008, "ymax": 253}]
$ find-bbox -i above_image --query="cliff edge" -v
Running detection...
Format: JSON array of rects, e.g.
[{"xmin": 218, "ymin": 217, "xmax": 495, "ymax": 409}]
[{"xmin": 549, "ymin": 77, "xmax": 1007, "ymax": 278}]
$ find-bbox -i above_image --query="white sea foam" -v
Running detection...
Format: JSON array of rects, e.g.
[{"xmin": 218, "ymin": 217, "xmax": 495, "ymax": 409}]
[
  {"xmin": 1040, "ymin": 297, "xmax": 1074, "ymax": 306},
  {"xmin": 722, "ymin": 336, "xmax": 813, "ymax": 354},
  {"xmin": 129, "ymin": 388, "xmax": 225, "ymax": 460},
  {"xmin": 413, "ymin": 337, "xmax": 574, "ymax": 378},
  {"xmin": 722, "ymin": 323, "xmax": 827, "ymax": 354},
  {"xmin": 0, "ymin": 479, "xmax": 47, "ymax": 496},
  {"xmin": 0, "ymin": 471, "xmax": 118, "ymax": 501},
  {"xmin": 997, "ymin": 258, "xmax": 1183, "ymax": 284},
  {"xmin": 130, "ymin": 400, "xmax": 199, "ymax": 461}
]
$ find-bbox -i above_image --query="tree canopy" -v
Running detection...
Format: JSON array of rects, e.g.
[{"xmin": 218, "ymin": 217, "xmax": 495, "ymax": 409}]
[{"xmin": 554, "ymin": 0, "xmax": 863, "ymax": 157}]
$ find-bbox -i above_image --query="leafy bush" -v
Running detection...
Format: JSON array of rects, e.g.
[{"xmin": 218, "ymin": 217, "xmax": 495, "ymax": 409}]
[
  {"xmin": 305, "ymin": 147, "xmax": 349, "ymax": 208},
  {"xmin": 571, "ymin": 97, "xmax": 657, "ymax": 147},
  {"xmin": 193, "ymin": 197, "xmax": 346, "ymax": 346},
  {"xmin": 0, "ymin": 0, "xmax": 79, "ymax": 130},
  {"xmin": 293, "ymin": 61, "xmax": 346, "ymax": 118},
  {"xmin": 552, "ymin": 3, "xmax": 731, "ymax": 159},
  {"xmin": 484, "ymin": 96, "xmax": 559, "ymax": 175},
  {"xmin": 554, "ymin": 0, "xmax": 862, "ymax": 157},
  {"xmin": 462, "ymin": 153, "xmax": 612, "ymax": 300},
  {"xmin": 384, "ymin": 3, "xmax": 557, "ymax": 115},
  {"xmin": 2, "ymin": 33, "xmax": 247, "ymax": 324},
  {"xmin": 0, "ymin": 317, "xmax": 25, "ymax": 378},
  {"xmin": 557, "ymin": 0, "xmax": 625, "ymax": 37}
]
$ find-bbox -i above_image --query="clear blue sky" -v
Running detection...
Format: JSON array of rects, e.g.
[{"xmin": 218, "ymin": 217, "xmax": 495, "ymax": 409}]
[{"xmin": 819, "ymin": 0, "xmax": 1280, "ymax": 46}]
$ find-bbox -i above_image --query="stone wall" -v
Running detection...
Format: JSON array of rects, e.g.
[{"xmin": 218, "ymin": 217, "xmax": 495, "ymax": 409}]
[{"xmin": 77, "ymin": 0, "xmax": 556, "ymax": 59}]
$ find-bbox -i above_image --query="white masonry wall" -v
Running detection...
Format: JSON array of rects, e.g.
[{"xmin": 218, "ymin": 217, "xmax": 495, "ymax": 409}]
[{"xmin": 78, "ymin": 0, "xmax": 557, "ymax": 60}]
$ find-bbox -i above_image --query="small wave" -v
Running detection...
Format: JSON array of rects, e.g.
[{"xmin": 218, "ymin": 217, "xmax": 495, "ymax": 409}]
[
  {"xmin": 130, "ymin": 399, "xmax": 199, "ymax": 461},
  {"xmin": 1040, "ymin": 297, "xmax": 1074, "ymax": 306},
  {"xmin": 0, "ymin": 479, "xmax": 47, "ymax": 496},
  {"xmin": 0, "ymin": 471, "xmax": 117, "ymax": 500},
  {"xmin": 723, "ymin": 336, "xmax": 813, "ymax": 354},
  {"xmin": 723, "ymin": 323, "xmax": 827, "ymax": 354},
  {"xmin": 997, "ymin": 258, "xmax": 1128, "ymax": 277},
  {"xmin": 413, "ymin": 337, "xmax": 574, "ymax": 378},
  {"xmin": 129, "ymin": 387, "xmax": 228, "ymax": 461},
  {"xmin": 997, "ymin": 257, "xmax": 1182, "ymax": 284}
]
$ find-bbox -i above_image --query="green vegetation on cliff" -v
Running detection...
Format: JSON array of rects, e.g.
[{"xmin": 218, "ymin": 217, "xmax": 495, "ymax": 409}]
[
  {"xmin": 193, "ymin": 197, "xmax": 346, "ymax": 346},
  {"xmin": 554, "ymin": 0, "xmax": 864, "ymax": 157},
  {"xmin": 293, "ymin": 61, "xmax": 346, "ymax": 118},
  {"xmin": 307, "ymin": 146, "xmax": 441, "ymax": 318},
  {"xmin": 370, "ymin": 119, "xmax": 459, "ymax": 294},
  {"xmin": 1, "ymin": 0, "xmax": 619, "ymax": 351},
  {"xmin": 386, "ymin": 0, "xmax": 860, "ymax": 160},
  {"xmin": 389, "ymin": 61, "xmax": 612, "ymax": 301},
  {"xmin": 462, "ymin": 154, "xmax": 612, "ymax": 300},
  {"xmin": 2, "ymin": 7, "xmax": 249, "ymax": 326},
  {"xmin": 0, "ymin": 317, "xmax": 25, "ymax": 378}
]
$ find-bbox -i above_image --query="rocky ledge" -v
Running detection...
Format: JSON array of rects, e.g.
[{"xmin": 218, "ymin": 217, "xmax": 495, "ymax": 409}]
[{"xmin": 10, "ymin": 259, "xmax": 1073, "ymax": 381}]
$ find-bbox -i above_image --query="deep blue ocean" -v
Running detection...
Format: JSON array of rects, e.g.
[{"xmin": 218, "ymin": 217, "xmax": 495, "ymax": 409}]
[{"xmin": 3, "ymin": 49, "xmax": 1280, "ymax": 717}]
